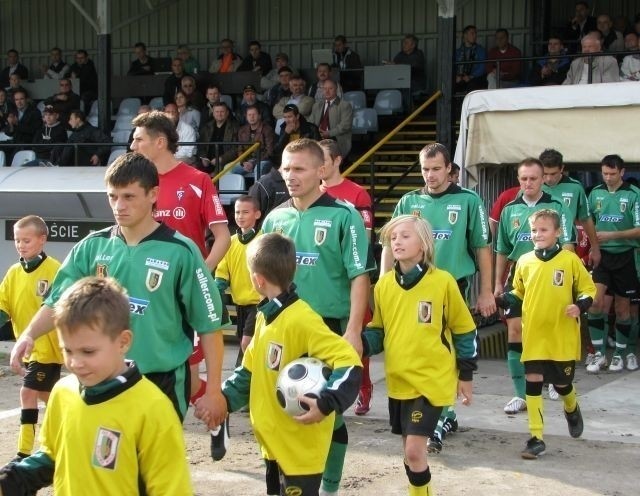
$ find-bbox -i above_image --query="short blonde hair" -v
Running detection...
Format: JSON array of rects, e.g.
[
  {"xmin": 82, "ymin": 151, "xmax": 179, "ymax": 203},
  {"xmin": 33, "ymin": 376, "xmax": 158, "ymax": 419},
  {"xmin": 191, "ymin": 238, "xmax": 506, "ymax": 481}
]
[
  {"xmin": 15, "ymin": 215, "xmax": 48, "ymax": 236},
  {"xmin": 529, "ymin": 208, "xmax": 561, "ymax": 230},
  {"xmin": 379, "ymin": 215, "xmax": 435, "ymax": 266}
]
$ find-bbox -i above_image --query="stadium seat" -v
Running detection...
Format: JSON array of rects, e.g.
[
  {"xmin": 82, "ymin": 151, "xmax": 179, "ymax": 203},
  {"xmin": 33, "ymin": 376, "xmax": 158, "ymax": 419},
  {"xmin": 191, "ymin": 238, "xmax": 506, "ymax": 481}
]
[
  {"xmin": 36, "ymin": 101, "xmax": 45, "ymax": 113},
  {"xmin": 111, "ymin": 130, "xmax": 131, "ymax": 144},
  {"xmin": 0, "ymin": 150, "xmax": 5, "ymax": 167},
  {"xmin": 88, "ymin": 100, "xmax": 99, "ymax": 118},
  {"xmin": 274, "ymin": 117, "xmax": 284, "ymax": 135},
  {"xmin": 373, "ymin": 89, "xmax": 403, "ymax": 115},
  {"xmin": 352, "ymin": 108, "xmax": 378, "ymax": 135},
  {"xmin": 113, "ymin": 114, "xmax": 135, "ymax": 132},
  {"xmin": 149, "ymin": 96, "xmax": 164, "ymax": 110},
  {"xmin": 220, "ymin": 94, "xmax": 234, "ymax": 110},
  {"xmin": 343, "ymin": 91, "xmax": 366, "ymax": 110},
  {"xmin": 116, "ymin": 97, "xmax": 142, "ymax": 116},
  {"xmin": 11, "ymin": 150, "xmax": 36, "ymax": 167},
  {"xmin": 217, "ymin": 173, "xmax": 245, "ymax": 206},
  {"xmin": 107, "ymin": 147, "xmax": 127, "ymax": 165}
]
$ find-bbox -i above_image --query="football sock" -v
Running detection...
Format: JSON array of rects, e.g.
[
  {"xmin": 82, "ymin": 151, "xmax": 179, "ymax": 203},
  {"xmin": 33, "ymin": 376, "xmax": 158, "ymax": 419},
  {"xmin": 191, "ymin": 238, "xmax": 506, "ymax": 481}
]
[
  {"xmin": 525, "ymin": 381, "xmax": 544, "ymax": 440},
  {"xmin": 322, "ymin": 416, "xmax": 347, "ymax": 493},
  {"xmin": 434, "ymin": 406, "xmax": 455, "ymax": 438},
  {"xmin": 18, "ymin": 409, "xmax": 38, "ymax": 456},
  {"xmin": 190, "ymin": 379, "xmax": 207, "ymax": 406},
  {"xmin": 264, "ymin": 459, "xmax": 280, "ymax": 495},
  {"xmin": 587, "ymin": 312, "xmax": 606, "ymax": 355},
  {"xmin": 507, "ymin": 343, "xmax": 525, "ymax": 399},
  {"xmin": 614, "ymin": 319, "xmax": 631, "ymax": 357},
  {"xmin": 556, "ymin": 383, "xmax": 577, "ymax": 413},
  {"xmin": 628, "ymin": 314, "xmax": 639, "ymax": 354},
  {"xmin": 406, "ymin": 464, "xmax": 432, "ymax": 495}
]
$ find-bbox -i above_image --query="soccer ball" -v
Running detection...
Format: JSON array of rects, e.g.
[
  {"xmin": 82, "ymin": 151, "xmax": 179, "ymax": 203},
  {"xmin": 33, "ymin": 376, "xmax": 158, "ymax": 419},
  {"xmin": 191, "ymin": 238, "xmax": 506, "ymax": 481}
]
[{"xmin": 276, "ymin": 357, "xmax": 332, "ymax": 416}]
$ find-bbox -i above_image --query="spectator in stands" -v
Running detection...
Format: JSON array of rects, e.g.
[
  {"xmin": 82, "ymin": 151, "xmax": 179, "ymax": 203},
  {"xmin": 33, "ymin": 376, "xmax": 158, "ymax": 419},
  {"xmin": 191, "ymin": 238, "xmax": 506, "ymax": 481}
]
[
  {"xmin": 6, "ymin": 74, "xmax": 27, "ymax": 101},
  {"xmin": 200, "ymin": 84, "xmax": 223, "ymax": 129},
  {"xmin": 569, "ymin": 2, "xmax": 597, "ymax": 45},
  {"xmin": 307, "ymin": 62, "xmax": 343, "ymax": 102},
  {"xmin": 128, "ymin": 42, "xmax": 155, "ymax": 76},
  {"xmin": 529, "ymin": 35, "xmax": 571, "ymax": 86},
  {"xmin": 27, "ymin": 105, "xmax": 67, "ymax": 166},
  {"xmin": 486, "ymin": 28, "xmax": 522, "ymax": 89},
  {"xmin": 198, "ymin": 102, "xmax": 239, "ymax": 173},
  {"xmin": 44, "ymin": 78, "xmax": 81, "ymax": 126},
  {"xmin": 261, "ymin": 52, "xmax": 290, "ymax": 91},
  {"xmin": 274, "ymin": 103, "xmax": 320, "ymax": 163},
  {"xmin": 209, "ymin": 38, "xmax": 243, "ymax": 73},
  {"xmin": 231, "ymin": 105, "xmax": 275, "ymax": 177},
  {"xmin": 620, "ymin": 33, "xmax": 640, "ymax": 81},
  {"xmin": 42, "ymin": 47, "xmax": 70, "ymax": 80},
  {"xmin": 332, "ymin": 35, "xmax": 362, "ymax": 70},
  {"xmin": 0, "ymin": 88, "xmax": 16, "ymax": 131},
  {"xmin": 309, "ymin": 79, "xmax": 353, "ymax": 158},
  {"xmin": 597, "ymin": 14, "xmax": 625, "ymax": 52},
  {"xmin": 180, "ymin": 75, "xmax": 205, "ymax": 110},
  {"xmin": 58, "ymin": 110, "xmax": 111, "ymax": 166},
  {"xmin": 163, "ymin": 58, "xmax": 185, "ymax": 106},
  {"xmin": 563, "ymin": 32, "xmax": 619, "ymax": 84},
  {"xmin": 238, "ymin": 84, "xmax": 272, "ymax": 126},
  {"xmin": 177, "ymin": 44, "xmax": 200, "ymax": 74},
  {"xmin": 69, "ymin": 49, "xmax": 98, "ymax": 112},
  {"xmin": 386, "ymin": 34, "xmax": 426, "ymax": 93},
  {"xmin": 0, "ymin": 49, "xmax": 29, "ymax": 89},
  {"xmin": 273, "ymin": 75, "xmax": 315, "ymax": 119},
  {"xmin": 174, "ymin": 90, "xmax": 200, "ymax": 134},
  {"xmin": 237, "ymin": 40, "xmax": 272, "ymax": 77},
  {"xmin": 4, "ymin": 89, "xmax": 41, "ymax": 145},
  {"xmin": 164, "ymin": 102, "xmax": 197, "ymax": 165},
  {"xmin": 263, "ymin": 66, "xmax": 292, "ymax": 109},
  {"xmin": 613, "ymin": 15, "xmax": 630, "ymax": 36},
  {"xmin": 455, "ymin": 25, "xmax": 488, "ymax": 92}
]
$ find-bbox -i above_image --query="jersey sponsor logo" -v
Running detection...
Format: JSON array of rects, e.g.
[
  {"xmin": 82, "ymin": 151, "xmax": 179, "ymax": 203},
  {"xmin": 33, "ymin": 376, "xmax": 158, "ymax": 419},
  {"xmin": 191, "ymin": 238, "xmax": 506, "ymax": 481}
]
[
  {"xmin": 446, "ymin": 204, "xmax": 461, "ymax": 210},
  {"xmin": 92, "ymin": 427, "xmax": 121, "ymax": 470},
  {"xmin": 553, "ymin": 269, "xmax": 565, "ymax": 286},
  {"xmin": 96, "ymin": 264, "xmax": 108, "ymax": 278},
  {"xmin": 267, "ymin": 342, "xmax": 283, "ymax": 370},
  {"xmin": 129, "ymin": 297, "xmax": 149, "ymax": 315},
  {"xmin": 196, "ymin": 268, "xmax": 219, "ymax": 323},
  {"xmin": 516, "ymin": 232, "xmax": 532, "ymax": 242},
  {"xmin": 285, "ymin": 487, "xmax": 303, "ymax": 496},
  {"xmin": 599, "ymin": 214, "xmax": 624, "ymax": 222},
  {"xmin": 36, "ymin": 279, "xmax": 49, "ymax": 297},
  {"xmin": 154, "ymin": 209, "xmax": 171, "ymax": 218},
  {"xmin": 411, "ymin": 410, "xmax": 423, "ymax": 423},
  {"xmin": 314, "ymin": 219, "xmax": 332, "ymax": 228},
  {"xmin": 361, "ymin": 210, "xmax": 372, "ymax": 228},
  {"xmin": 314, "ymin": 227, "xmax": 327, "ymax": 246},
  {"xmin": 212, "ymin": 194, "xmax": 225, "ymax": 216},
  {"xmin": 145, "ymin": 258, "xmax": 170, "ymax": 270},
  {"xmin": 448, "ymin": 210, "xmax": 458, "ymax": 225},
  {"xmin": 173, "ymin": 206, "xmax": 186, "ymax": 220},
  {"xmin": 418, "ymin": 301, "xmax": 432, "ymax": 323},
  {"xmin": 432, "ymin": 230, "xmax": 452, "ymax": 240},
  {"xmin": 95, "ymin": 254, "xmax": 113, "ymax": 262},
  {"xmin": 296, "ymin": 252, "xmax": 319, "ymax": 266},
  {"xmin": 145, "ymin": 268, "xmax": 163, "ymax": 292},
  {"xmin": 349, "ymin": 225, "xmax": 364, "ymax": 269},
  {"xmin": 177, "ymin": 187, "xmax": 185, "ymax": 201}
]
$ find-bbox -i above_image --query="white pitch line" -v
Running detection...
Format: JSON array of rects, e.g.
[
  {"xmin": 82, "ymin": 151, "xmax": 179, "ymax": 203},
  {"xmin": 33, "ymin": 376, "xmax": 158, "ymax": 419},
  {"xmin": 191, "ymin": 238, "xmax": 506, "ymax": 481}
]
[{"xmin": 0, "ymin": 408, "xmax": 21, "ymax": 420}]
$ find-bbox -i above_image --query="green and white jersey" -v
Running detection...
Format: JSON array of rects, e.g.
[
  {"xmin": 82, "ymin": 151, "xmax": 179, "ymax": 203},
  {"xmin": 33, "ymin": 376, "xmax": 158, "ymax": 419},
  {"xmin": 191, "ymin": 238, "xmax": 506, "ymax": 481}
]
[
  {"xmin": 543, "ymin": 175, "xmax": 590, "ymax": 222},
  {"xmin": 392, "ymin": 184, "xmax": 490, "ymax": 280},
  {"xmin": 261, "ymin": 194, "xmax": 375, "ymax": 320},
  {"xmin": 497, "ymin": 192, "xmax": 572, "ymax": 261},
  {"xmin": 588, "ymin": 182, "xmax": 640, "ymax": 253},
  {"xmin": 46, "ymin": 224, "xmax": 223, "ymax": 374}
]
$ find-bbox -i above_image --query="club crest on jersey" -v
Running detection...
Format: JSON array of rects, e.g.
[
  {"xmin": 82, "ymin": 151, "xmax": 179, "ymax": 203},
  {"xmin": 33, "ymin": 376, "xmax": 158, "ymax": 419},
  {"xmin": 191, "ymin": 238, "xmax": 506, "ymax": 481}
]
[
  {"xmin": 553, "ymin": 269, "xmax": 564, "ymax": 286},
  {"xmin": 176, "ymin": 187, "xmax": 185, "ymax": 201},
  {"xmin": 595, "ymin": 199, "xmax": 602, "ymax": 211},
  {"xmin": 92, "ymin": 427, "xmax": 120, "ymax": 470},
  {"xmin": 412, "ymin": 210, "xmax": 422, "ymax": 218},
  {"xmin": 36, "ymin": 279, "xmax": 49, "ymax": 297},
  {"xmin": 563, "ymin": 197, "xmax": 571, "ymax": 207},
  {"xmin": 145, "ymin": 269, "xmax": 163, "ymax": 292},
  {"xmin": 448, "ymin": 210, "xmax": 458, "ymax": 225},
  {"xmin": 267, "ymin": 342, "xmax": 283, "ymax": 370},
  {"xmin": 314, "ymin": 227, "xmax": 327, "ymax": 246},
  {"xmin": 512, "ymin": 218, "xmax": 520, "ymax": 229},
  {"xmin": 96, "ymin": 264, "xmax": 108, "ymax": 278},
  {"xmin": 620, "ymin": 201, "xmax": 627, "ymax": 213},
  {"xmin": 418, "ymin": 301, "xmax": 432, "ymax": 323}
]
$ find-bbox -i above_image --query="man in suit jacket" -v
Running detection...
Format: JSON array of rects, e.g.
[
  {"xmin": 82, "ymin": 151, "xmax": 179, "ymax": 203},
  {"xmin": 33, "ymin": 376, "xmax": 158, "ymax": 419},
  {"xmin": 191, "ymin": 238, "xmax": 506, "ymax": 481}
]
[
  {"xmin": 562, "ymin": 33, "xmax": 619, "ymax": 84},
  {"xmin": 0, "ymin": 49, "xmax": 29, "ymax": 89},
  {"xmin": 309, "ymin": 79, "xmax": 353, "ymax": 158},
  {"xmin": 4, "ymin": 90, "xmax": 41, "ymax": 144}
]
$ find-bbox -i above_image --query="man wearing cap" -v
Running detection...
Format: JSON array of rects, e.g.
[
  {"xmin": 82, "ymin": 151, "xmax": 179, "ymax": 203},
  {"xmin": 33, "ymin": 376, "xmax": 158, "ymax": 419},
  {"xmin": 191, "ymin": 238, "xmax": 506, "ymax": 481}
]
[
  {"xmin": 261, "ymin": 52, "xmax": 291, "ymax": 91},
  {"xmin": 238, "ymin": 84, "xmax": 272, "ymax": 127},
  {"xmin": 44, "ymin": 78, "xmax": 81, "ymax": 127},
  {"xmin": 274, "ymin": 104, "xmax": 320, "ymax": 163},
  {"xmin": 263, "ymin": 66, "xmax": 293, "ymax": 109},
  {"xmin": 24, "ymin": 106, "xmax": 68, "ymax": 166}
]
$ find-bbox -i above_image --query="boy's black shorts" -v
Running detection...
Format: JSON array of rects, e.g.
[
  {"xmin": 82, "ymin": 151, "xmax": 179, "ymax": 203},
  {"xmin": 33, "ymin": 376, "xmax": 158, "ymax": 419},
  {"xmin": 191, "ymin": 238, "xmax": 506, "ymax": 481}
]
[
  {"xmin": 388, "ymin": 396, "xmax": 442, "ymax": 437},
  {"xmin": 524, "ymin": 360, "xmax": 576, "ymax": 385},
  {"xmin": 236, "ymin": 304, "xmax": 257, "ymax": 340},
  {"xmin": 23, "ymin": 361, "xmax": 62, "ymax": 392},
  {"xmin": 592, "ymin": 249, "xmax": 638, "ymax": 298}
]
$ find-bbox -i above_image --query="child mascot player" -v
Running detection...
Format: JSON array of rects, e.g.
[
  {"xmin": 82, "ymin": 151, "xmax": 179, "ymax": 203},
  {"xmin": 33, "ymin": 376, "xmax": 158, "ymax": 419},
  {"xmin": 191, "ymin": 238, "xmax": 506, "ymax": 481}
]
[
  {"xmin": 0, "ymin": 215, "xmax": 63, "ymax": 461},
  {"xmin": 362, "ymin": 215, "xmax": 478, "ymax": 496},
  {"xmin": 497, "ymin": 209, "xmax": 596, "ymax": 459},
  {"xmin": 205, "ymin": 233, "xmax": 362, "ymax": 496},
  {"xmin": 0, "ymin": 277, "xmax": 192, "ymax": 495}
]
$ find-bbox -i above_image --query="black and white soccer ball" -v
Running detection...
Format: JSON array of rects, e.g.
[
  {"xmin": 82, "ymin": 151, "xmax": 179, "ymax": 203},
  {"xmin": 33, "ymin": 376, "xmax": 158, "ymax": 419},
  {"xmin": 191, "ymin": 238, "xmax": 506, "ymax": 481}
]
[{"xmin": 276, "ymin": 357, "xmax": 332, "ymax": 416}]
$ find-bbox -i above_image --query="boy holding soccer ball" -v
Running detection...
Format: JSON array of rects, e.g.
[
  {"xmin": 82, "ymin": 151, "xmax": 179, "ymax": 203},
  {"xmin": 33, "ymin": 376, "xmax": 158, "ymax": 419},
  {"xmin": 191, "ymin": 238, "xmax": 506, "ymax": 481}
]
[{"xmin": 205, "ymin": 232, "xmax": 362, "ymax": 496}]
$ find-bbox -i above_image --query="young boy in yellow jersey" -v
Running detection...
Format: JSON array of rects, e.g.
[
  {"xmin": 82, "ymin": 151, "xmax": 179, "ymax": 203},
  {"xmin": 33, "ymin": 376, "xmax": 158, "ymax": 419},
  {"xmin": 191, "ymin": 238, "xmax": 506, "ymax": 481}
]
[
  {"xmin": 0, "ymin": 215, "xmax": 63, "ymax": 461},
  {"xmin": 497, "ymin": 209, "xmax": 596, "ymax": 459},
  {"xmin": 362, "ymin": 215, "xmax": 478, "ymax": 496},
  {"xmin": 207, "ymin": 232, "xmax": 362, "ymax": 496},
  {"xmin": 0, "ymin": 276, "xmax": 193, "ymax": 495}
]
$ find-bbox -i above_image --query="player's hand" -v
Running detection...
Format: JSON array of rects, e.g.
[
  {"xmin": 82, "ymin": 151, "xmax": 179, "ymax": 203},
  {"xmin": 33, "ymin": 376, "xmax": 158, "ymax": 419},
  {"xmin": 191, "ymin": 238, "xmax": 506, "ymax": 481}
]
[
  {"xmin": 565, "ymin": 304, "xmax": 581, "ymax": 318},
  {"xmin": 589, "ymin": 246, "xmax": 601, "ymax": 269},
  {"xmin": 240, "ymin": 335, "xmax": 252, "ymax": 352},
  {"xmin": 10, "ymin": 336, "xmax": 33, "ymax": 376},
  {"xmin": 294, "ymin": 396, "xmax": 326, "ymax": 424},
  {"xmin": 596, "ymin": 231, "xmax": 615, "ymax": 242},
  {"xmin": 476, "ymin": 291, "xmax": 497, "ymax": 318},
  {"xmin": 493, "ymin": 282, "xmax": 504, "ymax": 298},
  {"xmin": 343, "ymin": 328, "xmax": 363, "ymax": 357},
  {"xmin": 457, "ymin": 380, "xmax": 473, "ymax": 406},
  {"xmin": 195, "ymin": 389, "xmax": 227, "ymax": 429}
]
